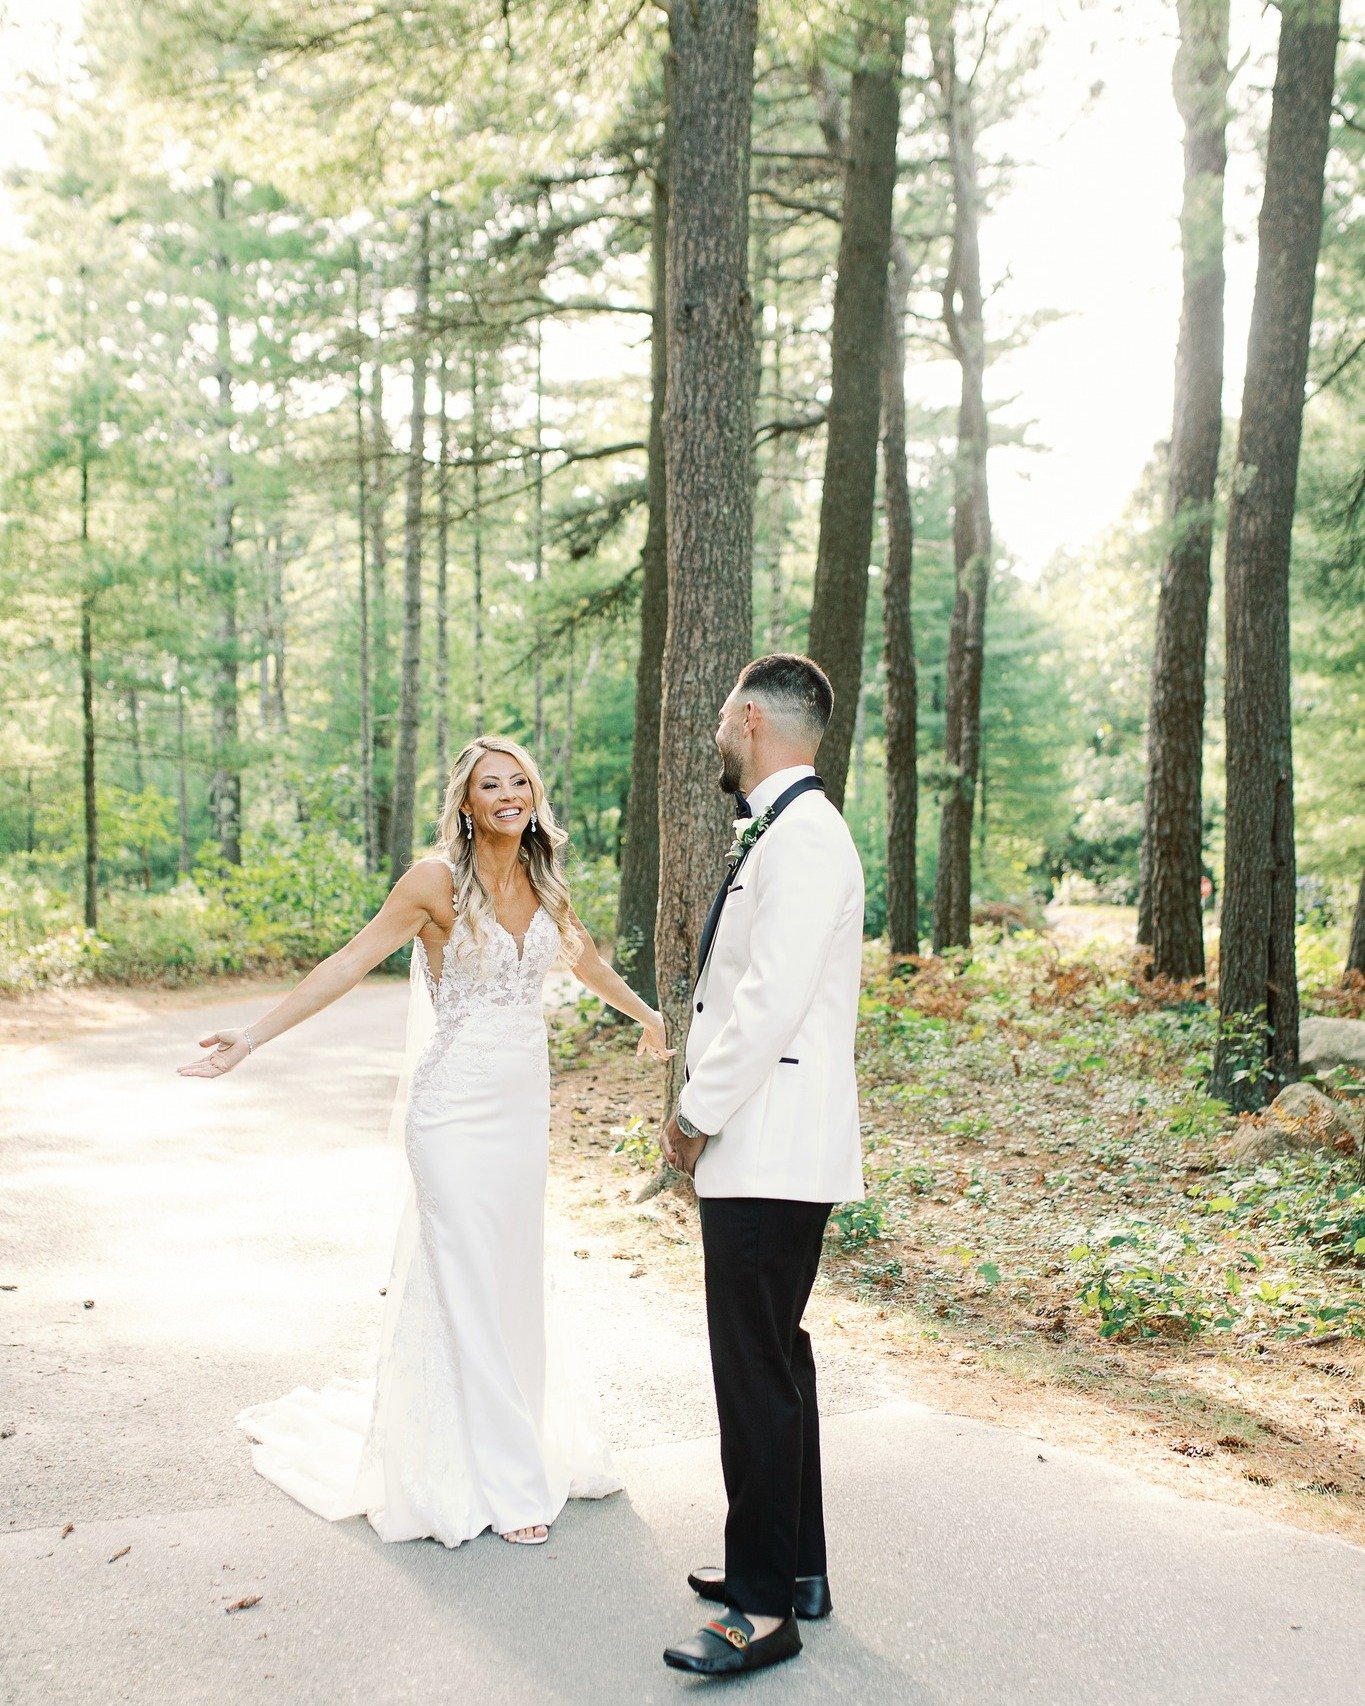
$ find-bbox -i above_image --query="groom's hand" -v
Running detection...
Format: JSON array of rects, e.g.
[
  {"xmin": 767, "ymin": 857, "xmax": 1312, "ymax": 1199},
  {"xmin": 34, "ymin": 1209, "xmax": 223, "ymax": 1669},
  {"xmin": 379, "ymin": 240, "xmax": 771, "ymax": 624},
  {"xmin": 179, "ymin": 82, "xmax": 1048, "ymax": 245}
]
[{"xmin": 661, "ymin": 1112, "xmax": 707, "ymax": 1178}]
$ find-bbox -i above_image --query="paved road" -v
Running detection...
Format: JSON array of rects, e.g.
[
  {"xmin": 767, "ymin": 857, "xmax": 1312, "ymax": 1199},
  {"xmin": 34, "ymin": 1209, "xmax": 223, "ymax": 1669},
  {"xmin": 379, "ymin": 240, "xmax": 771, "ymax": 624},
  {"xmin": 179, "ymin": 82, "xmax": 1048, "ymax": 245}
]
[{"xmin": 4, "ymin": 982, "xmax": 1365, "ymax": 1704}]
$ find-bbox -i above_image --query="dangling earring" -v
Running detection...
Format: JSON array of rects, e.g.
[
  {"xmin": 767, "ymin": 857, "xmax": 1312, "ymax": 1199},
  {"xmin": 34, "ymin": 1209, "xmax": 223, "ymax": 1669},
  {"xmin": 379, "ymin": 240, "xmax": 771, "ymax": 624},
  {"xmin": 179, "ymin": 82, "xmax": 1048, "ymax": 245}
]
[
  {"xmin": 463, "ymin": 812, "xmax": 473, "ymax": 840},
  {"xmin": 530, "ymin": 808, "xmax": 539, "ymax": 833}
]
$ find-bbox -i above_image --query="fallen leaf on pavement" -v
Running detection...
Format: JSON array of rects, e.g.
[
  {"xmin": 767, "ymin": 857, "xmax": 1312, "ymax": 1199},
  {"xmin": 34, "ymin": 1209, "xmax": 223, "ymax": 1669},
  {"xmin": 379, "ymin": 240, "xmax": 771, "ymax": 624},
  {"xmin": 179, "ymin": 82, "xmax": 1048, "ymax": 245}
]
[
  {"xmin": 60, "ymin": 1523, "xmax": 74, "ymax": 1538},
  {"xmin": 109, "ymin": 1545, "xmax": 131, "ymax": 1562},
  {"xmin": 226, "ymin": 1594, "xmax": 262, "ymax": 1614}
]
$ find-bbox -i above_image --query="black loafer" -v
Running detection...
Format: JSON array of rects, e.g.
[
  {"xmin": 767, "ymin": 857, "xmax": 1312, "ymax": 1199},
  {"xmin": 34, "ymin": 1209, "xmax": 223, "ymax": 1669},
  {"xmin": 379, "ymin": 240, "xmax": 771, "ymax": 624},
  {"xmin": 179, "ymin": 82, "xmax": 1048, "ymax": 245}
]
[
  {"xmin": 687, "ymin": 1565, "xmax": 833, "ymax": 1621},
  {"xmin": 663, "ymin": 1609, "xmax": 802, "ymax": 1676}
]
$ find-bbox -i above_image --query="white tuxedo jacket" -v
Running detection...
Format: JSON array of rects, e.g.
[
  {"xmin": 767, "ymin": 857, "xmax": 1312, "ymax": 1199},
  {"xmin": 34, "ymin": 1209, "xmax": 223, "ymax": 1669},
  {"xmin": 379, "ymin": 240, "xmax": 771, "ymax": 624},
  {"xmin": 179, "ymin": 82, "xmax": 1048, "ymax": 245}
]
[{"xmin": 678, "ymin": 785, "xmax": 866, "ymax": 1204}]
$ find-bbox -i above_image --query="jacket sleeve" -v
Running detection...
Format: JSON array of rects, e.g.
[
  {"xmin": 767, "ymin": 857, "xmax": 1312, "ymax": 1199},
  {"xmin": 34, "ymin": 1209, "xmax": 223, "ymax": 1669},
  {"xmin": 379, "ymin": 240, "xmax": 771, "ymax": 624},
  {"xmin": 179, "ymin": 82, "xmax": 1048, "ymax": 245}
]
[{"xmin": 678, "ymin": 814, "xmax": 852, "ymax": 1138}]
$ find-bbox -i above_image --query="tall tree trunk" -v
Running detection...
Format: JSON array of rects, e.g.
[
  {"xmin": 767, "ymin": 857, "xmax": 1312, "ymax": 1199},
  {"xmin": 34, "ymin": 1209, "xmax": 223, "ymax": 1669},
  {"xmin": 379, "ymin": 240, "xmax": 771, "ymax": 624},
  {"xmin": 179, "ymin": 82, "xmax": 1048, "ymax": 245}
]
[
  {"xmin": 77, "ymin": 307, "xmax": 97, "ymax": 926},
  {"xmin": 1346, "ymin": 867, "xmax": 1365, "ymax": 984},
  {"xmin": 353, "ymin": 249, "xmax": 377, "ymax": 874},
  {"xmin": 882, "ymin": 237, "xmax": 919, "ymax": 956},
  {"xmin": 1138, "ymin": 0, "xmax": 1230, "ymax": 981},
  {"xmin": 532, "ymin": 316, "xmax": 546, "ymax": 753},
  {"xmin": 434, "ymin": 349, "xmax": 451, "ymax": 790},
  {"xmin": 562, "ymin": 625, "xmax": 576, "ymax": 837},
  {"xmin": 764, "ymin": 278, "xmax": 793, "ymax": 648},
  {"xmin": 370, "ymin": 278, "xmax": 394, "ymax": 865},
  {"xmin": 1211, "ymin": 0, "xmax": 1340, "ymax": 1108},
  {"xmin": 207, "ymin": 171, "xmax": 241, "ymax": 867},
  {"xmin": 654, "ymin": 0, "xmax": 758, "ymax": 1113},
  {"xmin": 172, "ymin": 559, "xmax": 191, "ymax": 878},
  {"xmin": 470, "ymin": 344, "xmax": 485, "ymax": 732},
  {"xmin": 931, "ymin": 11, "xmax": 991, "ymax": 953},
  {"xmin": 615, "ymin": 99, "xmax": 670, "ymax": 1007},
  {"xmin": 806, "ymin": 20, "xmax": 904, "ymax": 809},
  {"xmin": 389, "ymin": 207, "xmax": 431, "ymax": 886},
  {"xmin": 269, "ymin": 531, "xmax": 286, "ymax": 729}
]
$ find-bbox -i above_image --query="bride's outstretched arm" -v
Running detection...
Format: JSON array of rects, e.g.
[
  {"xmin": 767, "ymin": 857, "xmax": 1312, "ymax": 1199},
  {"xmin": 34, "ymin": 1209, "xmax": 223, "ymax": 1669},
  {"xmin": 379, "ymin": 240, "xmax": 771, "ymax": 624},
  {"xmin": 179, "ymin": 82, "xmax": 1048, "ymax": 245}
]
[
  {"xmin": 568, "ymin": 908, "xmax": 674, "ymax": 1062},
  {"xmin": 176, "ymin": 861, "xmax": 450, "ymax": 1079}
]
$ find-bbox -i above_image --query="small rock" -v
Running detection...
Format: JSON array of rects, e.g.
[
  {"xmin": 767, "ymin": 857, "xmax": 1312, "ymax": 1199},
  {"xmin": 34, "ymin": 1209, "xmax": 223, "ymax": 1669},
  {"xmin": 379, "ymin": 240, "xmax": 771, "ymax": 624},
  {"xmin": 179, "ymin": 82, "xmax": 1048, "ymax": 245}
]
[
  {"xmin": 1, "ymin": 1428, "xmax": 14, "ymax": 1440},
  {"xmin": 573, "ymin": 1249, "xmax": 590, "ymax": 1260},
  {"xmin": 1225, "ymin": 1082, "xmax": 1361, "ymax": 1164},
  {"xmin": 1300, "ymin": 1016, "xmax": 1365, "ymax": 1076},
  {"xmin": 83, "ymin": 1300, "xmax": 96, "ymax": 1310},
  {"xmin": 629, "ymin": 1266, "xmax": 646, "ymax": 1279}
]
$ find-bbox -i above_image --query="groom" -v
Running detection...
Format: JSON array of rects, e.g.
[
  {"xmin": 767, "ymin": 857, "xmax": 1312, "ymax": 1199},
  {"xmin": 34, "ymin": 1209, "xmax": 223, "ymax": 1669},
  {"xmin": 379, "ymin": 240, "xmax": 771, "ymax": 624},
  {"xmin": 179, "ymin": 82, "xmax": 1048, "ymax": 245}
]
[{"xmin": 660, "ymin": 653, "xmax": 866, "ymax": 1677}]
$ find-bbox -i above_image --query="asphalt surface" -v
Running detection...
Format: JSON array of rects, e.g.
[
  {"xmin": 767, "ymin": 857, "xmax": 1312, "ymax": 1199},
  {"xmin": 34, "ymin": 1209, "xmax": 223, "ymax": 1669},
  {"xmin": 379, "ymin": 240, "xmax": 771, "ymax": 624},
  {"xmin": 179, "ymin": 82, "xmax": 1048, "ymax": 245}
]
[{"xmin": 4, "ymin": 979, "xmax": 1365, "ymax": 1704}]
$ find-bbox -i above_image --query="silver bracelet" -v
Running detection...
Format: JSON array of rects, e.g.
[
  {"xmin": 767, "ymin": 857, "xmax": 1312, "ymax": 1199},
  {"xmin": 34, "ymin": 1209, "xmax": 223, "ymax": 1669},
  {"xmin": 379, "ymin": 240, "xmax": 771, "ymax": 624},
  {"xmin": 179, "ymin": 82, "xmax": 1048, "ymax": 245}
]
[{"xmin": 243, "ymin": 1026, "xmax": 255, "ymax": 1054}]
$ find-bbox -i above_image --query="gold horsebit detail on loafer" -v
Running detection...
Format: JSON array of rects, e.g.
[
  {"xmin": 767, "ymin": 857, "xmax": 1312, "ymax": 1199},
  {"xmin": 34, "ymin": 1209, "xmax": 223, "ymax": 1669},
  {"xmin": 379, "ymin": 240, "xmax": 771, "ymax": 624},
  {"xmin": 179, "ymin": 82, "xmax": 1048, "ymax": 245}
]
[{"xmin": 706, "ymin": 1620, "xmax": 749, "ymax": 1648}]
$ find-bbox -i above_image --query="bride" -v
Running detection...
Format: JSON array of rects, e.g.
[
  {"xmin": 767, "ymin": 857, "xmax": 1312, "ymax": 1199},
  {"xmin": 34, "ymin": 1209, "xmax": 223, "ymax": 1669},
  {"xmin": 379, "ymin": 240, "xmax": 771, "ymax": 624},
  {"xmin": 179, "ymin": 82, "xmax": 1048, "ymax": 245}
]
[{"xmin": 178, "ymin": 736, "xmax": 670, "ymax": 1547}]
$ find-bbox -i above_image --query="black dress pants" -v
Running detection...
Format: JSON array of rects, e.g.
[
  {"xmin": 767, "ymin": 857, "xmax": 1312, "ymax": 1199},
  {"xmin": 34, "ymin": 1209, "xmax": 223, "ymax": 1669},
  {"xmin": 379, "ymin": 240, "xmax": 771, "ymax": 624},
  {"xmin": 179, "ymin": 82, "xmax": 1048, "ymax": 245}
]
[{"xmin": 698, "ymin": 1195, "xmax": 833, "ymax": 1619}]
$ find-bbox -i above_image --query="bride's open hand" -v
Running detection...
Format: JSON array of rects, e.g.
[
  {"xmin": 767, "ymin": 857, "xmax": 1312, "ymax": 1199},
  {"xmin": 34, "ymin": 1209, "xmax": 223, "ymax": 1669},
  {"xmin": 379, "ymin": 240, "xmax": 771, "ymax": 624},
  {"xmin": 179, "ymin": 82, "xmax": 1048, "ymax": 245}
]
[
  {"xmin": 177, "ymin": 1029, "xmax": 251, "ymax": 1079},
  {"xmin": 636, "ymin": 1010, "xmax": 675, "ymax": 1062}
]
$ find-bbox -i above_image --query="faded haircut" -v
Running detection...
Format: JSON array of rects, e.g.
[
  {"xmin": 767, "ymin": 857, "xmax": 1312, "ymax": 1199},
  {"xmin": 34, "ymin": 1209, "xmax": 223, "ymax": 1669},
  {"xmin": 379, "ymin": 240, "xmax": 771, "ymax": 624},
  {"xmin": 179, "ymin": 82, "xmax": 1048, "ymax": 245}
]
[{"xmin": 735, "ymin": 653, "xmax": 834, "ymax": 739}]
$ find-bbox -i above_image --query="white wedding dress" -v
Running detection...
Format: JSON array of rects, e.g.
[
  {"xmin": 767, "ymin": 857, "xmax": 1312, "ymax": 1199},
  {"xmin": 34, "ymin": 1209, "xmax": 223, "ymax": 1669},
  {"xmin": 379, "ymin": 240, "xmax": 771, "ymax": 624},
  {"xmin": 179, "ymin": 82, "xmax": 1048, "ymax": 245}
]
[{"xmin": 236, "ymin": 867, "xmax": 622, "ymax": 1544}]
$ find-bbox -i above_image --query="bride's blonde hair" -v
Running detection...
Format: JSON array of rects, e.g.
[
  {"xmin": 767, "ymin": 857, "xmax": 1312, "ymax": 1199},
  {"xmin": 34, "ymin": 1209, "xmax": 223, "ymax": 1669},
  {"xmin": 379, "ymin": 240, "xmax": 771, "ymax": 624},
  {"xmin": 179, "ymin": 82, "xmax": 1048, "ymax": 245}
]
[{"xmin": 433, "ymin": 736, "xmax": 581, "ymax": 967}]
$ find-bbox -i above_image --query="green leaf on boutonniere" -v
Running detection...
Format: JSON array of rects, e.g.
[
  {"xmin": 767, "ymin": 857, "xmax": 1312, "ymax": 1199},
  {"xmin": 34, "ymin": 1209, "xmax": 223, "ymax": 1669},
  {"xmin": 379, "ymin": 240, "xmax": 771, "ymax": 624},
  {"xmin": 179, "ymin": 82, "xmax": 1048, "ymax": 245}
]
[{"xmin": 725, "ymin": 807, "xmax": 774, "ymax": 866}]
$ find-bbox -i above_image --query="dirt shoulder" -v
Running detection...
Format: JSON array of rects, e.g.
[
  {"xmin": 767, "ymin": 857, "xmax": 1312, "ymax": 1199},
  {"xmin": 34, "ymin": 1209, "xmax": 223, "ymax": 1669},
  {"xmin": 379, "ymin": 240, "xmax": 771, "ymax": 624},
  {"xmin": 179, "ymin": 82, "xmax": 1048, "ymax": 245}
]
[{"xmin": 546, "ymin": 1002, "xmax": 1365, "ymax": 1552}]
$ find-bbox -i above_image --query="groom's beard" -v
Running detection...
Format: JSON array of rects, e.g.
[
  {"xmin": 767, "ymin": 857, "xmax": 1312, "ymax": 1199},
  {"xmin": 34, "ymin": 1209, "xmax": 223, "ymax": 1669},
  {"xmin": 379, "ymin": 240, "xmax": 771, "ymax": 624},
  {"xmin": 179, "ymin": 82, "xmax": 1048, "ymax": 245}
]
[{"xmin": 718, "ymin": 749, "xmax": 744, "ymax": 797}]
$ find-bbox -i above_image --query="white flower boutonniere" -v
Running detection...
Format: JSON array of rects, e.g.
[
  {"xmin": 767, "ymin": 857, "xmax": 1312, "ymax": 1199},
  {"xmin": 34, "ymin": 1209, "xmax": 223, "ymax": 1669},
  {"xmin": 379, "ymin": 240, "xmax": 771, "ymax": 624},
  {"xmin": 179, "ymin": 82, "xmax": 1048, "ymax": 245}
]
[{"xmin": 725, "ymin": 806, "xmax": 775, "ymax": 867}]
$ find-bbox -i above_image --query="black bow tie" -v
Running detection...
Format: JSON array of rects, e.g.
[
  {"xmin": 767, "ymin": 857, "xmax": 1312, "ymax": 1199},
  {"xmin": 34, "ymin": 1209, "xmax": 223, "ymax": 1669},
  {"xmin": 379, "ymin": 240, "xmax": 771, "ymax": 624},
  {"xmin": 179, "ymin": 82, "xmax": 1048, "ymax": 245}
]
[{"xmin": 734, "ymin": 793, "xmax": 753, "ymax": 819}]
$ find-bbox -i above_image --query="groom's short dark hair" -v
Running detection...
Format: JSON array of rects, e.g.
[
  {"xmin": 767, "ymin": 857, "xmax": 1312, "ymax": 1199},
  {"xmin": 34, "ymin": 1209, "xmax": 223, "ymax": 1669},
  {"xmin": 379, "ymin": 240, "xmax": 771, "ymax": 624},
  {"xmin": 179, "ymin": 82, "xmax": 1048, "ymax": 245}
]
[{"xmin": 736, "ymin": 653, "xmax": 834, "ymax": 737}]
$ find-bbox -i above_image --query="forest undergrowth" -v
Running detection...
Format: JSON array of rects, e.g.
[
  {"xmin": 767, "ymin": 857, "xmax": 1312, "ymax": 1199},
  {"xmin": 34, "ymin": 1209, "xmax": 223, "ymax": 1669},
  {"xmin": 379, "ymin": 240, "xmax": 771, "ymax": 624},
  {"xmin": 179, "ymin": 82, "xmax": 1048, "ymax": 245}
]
[{"xmin": 548, "ymin": 920, "xmax": 1365, "ymax": 1543}]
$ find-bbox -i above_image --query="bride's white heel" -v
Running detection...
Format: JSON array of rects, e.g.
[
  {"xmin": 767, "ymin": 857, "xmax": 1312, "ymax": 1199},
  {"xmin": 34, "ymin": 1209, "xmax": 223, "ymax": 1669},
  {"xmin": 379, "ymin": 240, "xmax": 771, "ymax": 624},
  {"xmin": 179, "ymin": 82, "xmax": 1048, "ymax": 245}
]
[{"xmin": 500, "ymin": 1524, "xmax": 549, "ymax": 1546}]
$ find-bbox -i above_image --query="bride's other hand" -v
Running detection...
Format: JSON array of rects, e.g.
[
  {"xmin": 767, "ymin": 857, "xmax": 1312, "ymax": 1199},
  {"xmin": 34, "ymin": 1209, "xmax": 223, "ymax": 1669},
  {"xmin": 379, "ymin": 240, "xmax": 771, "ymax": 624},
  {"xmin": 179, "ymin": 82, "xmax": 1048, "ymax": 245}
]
[
  {"xmin": 636, "ymin": 1010, "xmax": 674, "ymax": 1061},
  {"xmin": 178, "ymin": 1029, "xmax": 251, "ymax": 1079}
]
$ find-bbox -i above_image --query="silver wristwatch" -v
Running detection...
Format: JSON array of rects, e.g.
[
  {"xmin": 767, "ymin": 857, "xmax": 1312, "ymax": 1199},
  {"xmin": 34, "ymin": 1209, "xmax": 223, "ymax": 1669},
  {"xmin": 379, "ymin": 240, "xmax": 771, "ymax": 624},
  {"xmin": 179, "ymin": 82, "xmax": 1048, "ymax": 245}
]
[{"xmin": 675, "ymin": 1109, "xmax": 711, "ymax": 1143}]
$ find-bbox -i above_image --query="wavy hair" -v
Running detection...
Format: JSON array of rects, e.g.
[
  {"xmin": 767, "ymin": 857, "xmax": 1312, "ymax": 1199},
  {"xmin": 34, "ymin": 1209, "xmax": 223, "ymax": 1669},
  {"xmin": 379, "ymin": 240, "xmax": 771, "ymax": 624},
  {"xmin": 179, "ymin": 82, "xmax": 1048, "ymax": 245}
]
[{"xmin": 433, "ymin": 736, "xmax": 580, "ymax": 968}]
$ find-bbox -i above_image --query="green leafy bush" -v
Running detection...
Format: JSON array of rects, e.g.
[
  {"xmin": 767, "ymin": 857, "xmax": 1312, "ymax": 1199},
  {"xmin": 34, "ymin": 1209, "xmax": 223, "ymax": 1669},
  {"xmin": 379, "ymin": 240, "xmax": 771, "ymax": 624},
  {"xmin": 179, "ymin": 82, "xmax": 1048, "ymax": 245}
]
[
  {"xmin": 1067, "ymin": 1222, "xmax": 1213, "ymax": 1339},
  {"xmin": 194, "ymin": 829, "xmax": 388, "ymax": 970}
]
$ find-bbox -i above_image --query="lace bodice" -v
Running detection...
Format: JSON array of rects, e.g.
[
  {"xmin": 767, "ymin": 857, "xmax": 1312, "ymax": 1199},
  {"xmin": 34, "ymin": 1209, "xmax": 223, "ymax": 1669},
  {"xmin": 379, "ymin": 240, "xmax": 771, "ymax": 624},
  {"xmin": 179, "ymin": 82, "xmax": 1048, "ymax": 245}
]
[{"xmin": 406, "ymin": 869, "xmax": 561, "ymax": 1119}]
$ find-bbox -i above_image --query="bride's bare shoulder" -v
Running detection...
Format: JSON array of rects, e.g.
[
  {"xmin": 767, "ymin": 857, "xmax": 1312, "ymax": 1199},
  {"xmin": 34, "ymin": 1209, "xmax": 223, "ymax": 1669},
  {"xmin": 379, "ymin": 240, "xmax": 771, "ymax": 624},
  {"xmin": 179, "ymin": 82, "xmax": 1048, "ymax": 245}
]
[{"xmin": 398, "ymin": 856, "xmax": 459, "ymax": 915}]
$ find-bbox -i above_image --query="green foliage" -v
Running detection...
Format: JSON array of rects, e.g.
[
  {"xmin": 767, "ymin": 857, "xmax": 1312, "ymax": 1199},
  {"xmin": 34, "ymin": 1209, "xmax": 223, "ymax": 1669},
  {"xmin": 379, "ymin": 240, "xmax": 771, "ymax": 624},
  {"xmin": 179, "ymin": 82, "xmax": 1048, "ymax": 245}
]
[
  {"xmin": 194, "ymin": 830, "xmax": 389, "ymax": 969},
  {"xmin": 610, "ymin": 1115, "xmax": 656, "ymax": 1170},
  {"xmin": 829, "ymin": 1197, "xmax": 889, "ymax": 1250},
  {"xmin": 1067, "ymin": 1224, "xmax": 1213, "ymax": 1340}
]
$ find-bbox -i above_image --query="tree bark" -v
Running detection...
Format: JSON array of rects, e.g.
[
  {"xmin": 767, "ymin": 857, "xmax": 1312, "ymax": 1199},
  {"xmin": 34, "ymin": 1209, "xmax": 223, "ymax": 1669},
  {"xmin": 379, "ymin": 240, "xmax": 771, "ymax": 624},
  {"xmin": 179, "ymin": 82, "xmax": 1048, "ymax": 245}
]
[
  {"xmin": 369, "ymin": 272, "xmax": 394, "ymax": 865},
  {"xmin": 389, "ymin": 207, "xmax": 431, "ymax": 885},
  {"xmin": 78, "ymin": 382, "xmax": 97, "ymax": 927},
  {"xmin": 1138, "ymin": 0, "xmax": 1229, "ymax": 982},
  {"xmin": 172, "ymin": 559, "xmax": 190, "ymax": 878},
  {"xmin": 532, "ymin": 316, "xmax": 546, "ymax": 753},
  {"xmin": 806, "ymin": 21, "xmax": 904, "ymax": 810},
  {"xmin": 1211, "ymin": 0, "xmax": 1340, "ymax": 1108},
  {"xmin": 615, "ymin": 93, "xmax": 670, "ymax": 1007},
  {"xmin": 931, "ymin": 11, "xmax": 991, "ymax": 953},
  {"xmin": 654, "ymin": 0, "xmax": 758, "ymax": 1111},
  {"xmin": 207, "ymin": 171, "xmax": 241, "ymax": 867},
  {"xmin": 434, "ymin": 349, "xmax": 451, "ymax": 791},
  {"xmin": 1346, "ymin": 867, "xmax": 1365, "ymax": 983},
  {"xmin": 353, "ymin": 248, "xmax": 377, "ymax": 874},
  {"xmin": 470, "ymin": 344, "xmax": 485, "ymax": 732},
  {"xmin": 882, "ymin": 237, "xmax": 918, "ymax": 956}
]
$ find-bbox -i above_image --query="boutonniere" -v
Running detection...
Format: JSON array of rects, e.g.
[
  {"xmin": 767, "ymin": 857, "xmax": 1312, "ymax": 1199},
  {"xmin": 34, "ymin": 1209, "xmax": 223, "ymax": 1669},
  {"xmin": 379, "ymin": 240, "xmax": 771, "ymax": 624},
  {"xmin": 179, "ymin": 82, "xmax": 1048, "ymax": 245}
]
[{"xmin": 725, "ymin": 807, "xmax": 774, "ymax": 867}]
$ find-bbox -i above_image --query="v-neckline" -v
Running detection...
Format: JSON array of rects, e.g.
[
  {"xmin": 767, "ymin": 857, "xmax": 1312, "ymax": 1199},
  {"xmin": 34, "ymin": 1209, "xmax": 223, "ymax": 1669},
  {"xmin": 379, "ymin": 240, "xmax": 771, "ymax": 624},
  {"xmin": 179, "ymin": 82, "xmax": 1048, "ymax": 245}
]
[{"xmin": 492, "ymin": 905, "xmax": 543, "ymax": 965}]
